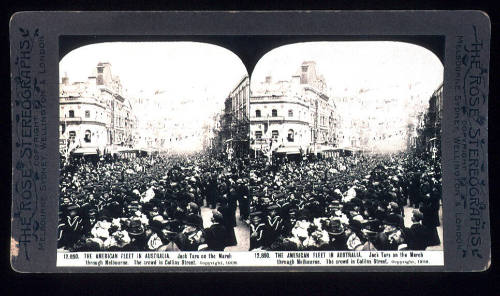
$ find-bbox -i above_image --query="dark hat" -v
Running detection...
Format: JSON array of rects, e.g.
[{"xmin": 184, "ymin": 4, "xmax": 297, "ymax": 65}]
[
  {"xmin": 187, "ymin": 202, "xmax": 199, "ymax": 213},
  {"xmin": 250, "ymin": 211, "xmax": 263, "ymax": 221},
  {"xmin": 383, "ymin": 214, "xmax": 402, "ymax": 227},
  {"xmin": 363, "ymin": 229, "xmax": 378, "ymax": 241},
  {"xmin": 329, "ymin": 219, "xmax": 345, "ymax": 235},
  {"xmin": 267, "ymin": 204, "xmax": 279, "ymax": 211},
  {"xmin": 347, "ymin": 219, "xmax": 363, "ymax": 233},
  {"xmin": 184, "ymin": 214, "xmax": 203, "ymax": 228},
  {"xmin": 142, "ymin": 202, "xmax": 154, "ymax": 212},
  {"xmin": 412, "ymin": 209, "xmax": 424, "ymax": 222},
  {"xmin": 67, "ymin": 204, "xmax": 79, "ymax": 211},
  {"xmin": 389, "ymin": 201, "xmax": 399, "ymax": 210},
  {"xmin": 297, "ymin": 209, "xmax": 311, "ymax": 221},
  {"xmin": 274, "ymin": 192, "xmax": 285, "ymax": 199},
  {"xmin": 88, "ymin": 208, "xmax": 98, "ymax": 217},
  {"xmin": 212, "ymin": 210, "xmax": 224, "ymax": 223},
  {"xmin": 98, "ymin": 209, "xmax": 111, "ymax": 221},
  {"xmin": 83, "ymin": 238, "xmax": 102, "ymax": 251},
  {"xmin": 363, "ymin": 219, "xmax": 382, "ymax": 232},
  {"xmin": 149, "ymin": 219, "xmax": 163, "ymax": 232},
  {"xmin": 126, "ymin": 220, "xmax": 145, "ymax": 236}
]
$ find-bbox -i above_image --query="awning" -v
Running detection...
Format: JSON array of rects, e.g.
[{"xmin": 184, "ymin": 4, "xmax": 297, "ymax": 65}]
[
  {"xmin": 274, "ymin": 146, "xmax": 301, "ymax": 155},
  {"xmin": 334, "ymin": 146, "xmax": 362, "ymax": 152},
  {"xmin": 72, "ymin": 147, "xmax": 98, "ymax": 155}
]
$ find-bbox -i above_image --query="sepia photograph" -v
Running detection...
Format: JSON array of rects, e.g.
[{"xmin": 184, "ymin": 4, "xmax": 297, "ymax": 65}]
[
  {"xmin": 9, "ymin": 10, "xmax": 491, "ymax": 272},
  {"xmin": 57, "ymin": 42, "xmax": 251, "ymax": 252},
  {"xmin": 247, "ymin": 42, "xmax": 444, "ymax": 252}
]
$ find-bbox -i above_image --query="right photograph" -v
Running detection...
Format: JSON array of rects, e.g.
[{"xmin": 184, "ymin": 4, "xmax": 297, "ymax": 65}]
[{"xmin": 248, "ymin": 41, "xmax": 443, "ymax": 252}]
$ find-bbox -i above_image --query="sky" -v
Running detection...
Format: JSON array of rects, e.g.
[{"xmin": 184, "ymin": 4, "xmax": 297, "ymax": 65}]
[
  {"xmin": 60, "ymin": 41, "xmax": 443, "ymax": 153},
  {"xmin": 251, "ymin": 41, "xmax": 444, "ymax": 153},
  {"xmin": 251, "ymin": 41, "xmax": 443, "ymax": 99},
  {"xmin": 60, "ymin": 42, "xmax": 248, "ymax": 111},
  {"xmin": 60, "ymin": 42, "xmax": 248, "ymax": 153}
]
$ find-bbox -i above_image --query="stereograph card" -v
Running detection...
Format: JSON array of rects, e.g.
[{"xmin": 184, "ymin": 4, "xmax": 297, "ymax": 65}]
[{"xmin": 9, "ymin": 11, "xmax": 490, "ymax": 272}]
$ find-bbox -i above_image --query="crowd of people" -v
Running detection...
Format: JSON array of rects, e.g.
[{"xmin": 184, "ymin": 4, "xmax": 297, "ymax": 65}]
[
  {"xmin": 58, "ymin": 152, "xmax": 249, "ymax": 252},
  {"xmin": 248, "ymin": 152, "xmax": 442, "ymax": 251},
  {"xmin": 59, "ymin": 149, "xmax": 442, "ymax": 253}
]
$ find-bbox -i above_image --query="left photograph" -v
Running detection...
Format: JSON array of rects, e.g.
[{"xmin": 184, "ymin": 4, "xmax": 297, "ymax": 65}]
[{"xmin": 57, "ymin": 42, "xmax": 251, "ymax": 252}]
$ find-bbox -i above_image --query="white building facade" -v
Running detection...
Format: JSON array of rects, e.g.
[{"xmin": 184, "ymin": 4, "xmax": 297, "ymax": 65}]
[
  {"xmin": 250, "ymin": 61, "xmax": 336, "ymax": 155},
  {"xmin": 59, "ymin": 62, "xmax": 136, "ymax": 156}
]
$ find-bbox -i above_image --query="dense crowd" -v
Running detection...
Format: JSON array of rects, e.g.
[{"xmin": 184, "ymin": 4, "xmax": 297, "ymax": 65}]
[
  {"xmin": 248, "ymin": 152, "xmax": 441, "ymax": 251},
  {"xmin": 58, "ymin": 153, "xmax": 249, "ymax": 252}
]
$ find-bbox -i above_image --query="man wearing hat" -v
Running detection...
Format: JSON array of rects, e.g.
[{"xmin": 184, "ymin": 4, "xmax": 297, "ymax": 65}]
[
  {"xmin": 206, "ymin": 172, "xmax": 218, "ymax": 209},
  {"xmin": 327, "ymin": 218, "xmax": 348, "ymax": 250},
  {"xmin": 236, "ymin": 178, "xmax": 250, "ymax": 222},
  {"xmin": 60, "ymin": 205, "xmax": 84, "ymax": 250},
  {"xmin": 204, "ymin": 210, "xmax": 227, "ymax": 251},
  {"xmin": 374, "ymin": 214, "xmax": 408, "ymax": 250},
  {"xmin": 124, "ymin": 219, "xmax": 146, "ymax": 251},
  {"xmin": 345, "ymin": 219, "xmax": 365, "ymax": 250},
  {"xmin": 176, "ymin": 215, "xmax": 205, "ymax": 251},
  {"xmin": 282, "ymin": 207, "xmax": 298, "ymax": 237},
  {"xmin": 263, "ymin": 204, "xmax": 283, "ymax": 247},
  {"xmin": 249, "ymin": 211, "xmax": 266, "ymax": 250},
  {"xmin": 405, "ymin": 209, "xmax": 429, "ymax": 250},
  {"xmin": 185, "ymin": 202, "xmax": 203, "ymax": 228}
]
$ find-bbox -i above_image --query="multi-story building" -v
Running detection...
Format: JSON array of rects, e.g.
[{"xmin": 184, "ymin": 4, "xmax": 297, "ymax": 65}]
[
  {"xmin": 223, "ymin": 76, "xmax": 250, "ymax": 158},
  {"xmin": 249, "ymin": 61, "xmax": 336, "ymax": 156},
  {"xmin": 416, "ymin": 82, "xmax": 443, "ymax": 159},
  {"xmin": 59, "ymin": 62, "xmax": 136, "ymax": 156},
  {"xmin": 332, "ymin": 82, "xmax": 432, "ymax": 154}
]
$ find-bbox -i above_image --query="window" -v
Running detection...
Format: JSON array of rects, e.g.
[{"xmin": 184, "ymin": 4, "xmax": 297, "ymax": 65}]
[
  {"xmin": 272, "ymin": 130, "xmax": 279, "ymax": 140},
  {"xmin": 255, "ymin": 131, "xmax": 262, "ymax": 140},
  {"xmin": 288, "ymin": 110, "xmax": 293, "ymax": 117},
  {"xmin": 287, "ymin": 129, "xmax": 294, "ymax": 142},
  {"xmin": 68, "ymin": 110, "xmax": 75, "ymax": 118},
  {"xmin": 255, "ymin": 110, "xmax": 261, "ymax": 117},
  {"xmin": 85, "ymin": 110, "xmax": 90, "ymax": 118},
  {"xmin": 272, "ymin": 109, "xmax": 278, "ymax": 117},
  {"xmin": 68, "ymin": 131, "xmax": 76, "ymax": 141},
  {"xmin": 84, "ymin": 130, "xmax": 92, "ymax": 143}
]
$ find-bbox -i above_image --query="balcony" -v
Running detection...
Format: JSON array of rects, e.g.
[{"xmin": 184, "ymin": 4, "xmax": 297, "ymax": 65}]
[
  {"xmin": 250, "ymin": 116, "xmax": 285, "ymax": 122},
  {"xmin": 60, "ymin": 116, "xmax": 108, "ymax": 126},
  {"xmin": 60, "ymin": 116, "xmax": 83, "ymax": 123},
  {"xmin": 60, "ymin": 96, "xmax": 108, "ymax": 108}
]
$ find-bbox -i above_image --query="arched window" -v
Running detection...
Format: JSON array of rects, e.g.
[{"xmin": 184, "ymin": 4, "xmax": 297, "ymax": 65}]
[
  {"xmin": 272, "ymin": 109, "xmax": 278, "ymax": 117},
  {"xmin": 68, "ymin": 131, "xmax": 76, "ymax": 141},
  {"xmin": 255, "ymin": 110, "xmax": 261, "ymax": 117},
  {"xmin": 84, "ymin": 130, "xmax": 92, "ymax": 143},
  {"xmin": 68, "ymin": 110, "xmax": 75, "ymax": 118},
  {"xmin": 272, "ymin": 130, "xmax": 279, "ymax": 140},
  {"xmin": 287, "ymin": 129, "xmax": 294, "ymax": 142},
  {"xmin": 288, "ymin": 110, "xmax": 293, "ymax": 117}
]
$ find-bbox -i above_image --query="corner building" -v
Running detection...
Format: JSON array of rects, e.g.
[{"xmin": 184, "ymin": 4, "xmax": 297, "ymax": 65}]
[
  {"xmin": 59, "ymin": 62, "xmax": 136, "ymax": 156},
  {"xmin": 250, "ymin": 61, "xmax": 336, "ymax": 155}
]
